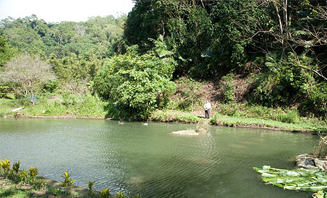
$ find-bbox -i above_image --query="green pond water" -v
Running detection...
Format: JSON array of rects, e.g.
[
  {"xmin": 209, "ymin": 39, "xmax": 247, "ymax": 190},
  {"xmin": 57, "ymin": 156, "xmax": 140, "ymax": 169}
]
[{"xmin": 0, "ymin": 118, "xmax": 319, "ymax": 197}]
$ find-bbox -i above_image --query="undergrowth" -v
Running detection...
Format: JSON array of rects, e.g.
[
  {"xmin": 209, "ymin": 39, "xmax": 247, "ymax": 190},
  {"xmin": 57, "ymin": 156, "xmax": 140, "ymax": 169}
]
[{"xmin": 0, "ymin": 95, "xmax": 106, "ymax": 118}]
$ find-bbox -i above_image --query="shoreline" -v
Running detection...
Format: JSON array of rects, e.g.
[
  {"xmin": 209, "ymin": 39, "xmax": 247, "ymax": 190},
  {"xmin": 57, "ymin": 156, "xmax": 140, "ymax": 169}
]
[{"xmin": 1, "ymin": 112, "xmax": 319, "ymax": 135}]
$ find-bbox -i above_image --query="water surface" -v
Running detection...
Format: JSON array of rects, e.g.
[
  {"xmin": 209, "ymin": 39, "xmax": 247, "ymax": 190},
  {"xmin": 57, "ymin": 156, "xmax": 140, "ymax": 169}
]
[{"xmin": 0, "ymin": 118, "xmax": 318, "ymax": 197}]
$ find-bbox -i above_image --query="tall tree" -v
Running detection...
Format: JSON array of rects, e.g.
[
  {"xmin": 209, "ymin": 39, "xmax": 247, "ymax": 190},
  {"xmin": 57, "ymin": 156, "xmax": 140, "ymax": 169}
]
[
  {"xmin": 0, "ymin": 33, "xmax": 18, "ymax": 67},
  {"xmin": 0, "ymin": 54, "xmax": 56, "ymax": 105},
  {"xmin": 94, "ymin": 37, "xmax": 176, "ymax": 120},
  {"xmin": 124, "ymin": 0, "xmax": 213, "ymax": 77}
]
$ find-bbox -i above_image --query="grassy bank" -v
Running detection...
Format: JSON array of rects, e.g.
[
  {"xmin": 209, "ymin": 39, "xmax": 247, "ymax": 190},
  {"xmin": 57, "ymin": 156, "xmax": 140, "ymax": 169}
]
[
  {"xmin": 151, "ymin": 107, "xmax": 327, "ymax": 133},
  {"xmin": 1, "ymin": 97, "xmax": 326, "ymax": 133},
  {"xmin": 0, "ymin": 95, "xmax": 106, "ymax": 118}
]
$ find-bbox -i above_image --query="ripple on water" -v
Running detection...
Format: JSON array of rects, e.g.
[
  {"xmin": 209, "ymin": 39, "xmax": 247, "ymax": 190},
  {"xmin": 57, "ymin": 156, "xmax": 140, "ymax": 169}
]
[{"xmin": 0, "ymin": 119, "xmax": 319, "ymax": 198}]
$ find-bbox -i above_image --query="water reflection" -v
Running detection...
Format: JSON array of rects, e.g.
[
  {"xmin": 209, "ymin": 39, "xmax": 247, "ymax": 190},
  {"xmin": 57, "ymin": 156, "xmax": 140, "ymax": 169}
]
[{"xmin": 0, "ymin": 118, "xmax": 318, "ymax": 197}]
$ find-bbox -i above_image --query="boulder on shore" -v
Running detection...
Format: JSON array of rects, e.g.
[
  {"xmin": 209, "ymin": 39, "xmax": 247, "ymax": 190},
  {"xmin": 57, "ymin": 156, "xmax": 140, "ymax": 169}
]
[{"xmin": 295, "ymin": 153, "xmax": 327, "ymax": 171}]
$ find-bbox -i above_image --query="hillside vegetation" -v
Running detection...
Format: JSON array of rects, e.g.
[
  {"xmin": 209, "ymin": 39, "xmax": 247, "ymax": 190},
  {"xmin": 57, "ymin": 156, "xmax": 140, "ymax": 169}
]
[{"xmin": 0, "ymin": 0, "xmax": 327, "ymax": 132}]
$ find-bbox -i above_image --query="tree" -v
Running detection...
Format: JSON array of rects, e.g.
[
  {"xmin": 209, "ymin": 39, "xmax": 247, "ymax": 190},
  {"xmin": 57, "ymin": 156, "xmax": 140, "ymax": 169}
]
[
  {"xmin": 0, "ymin": 33, "xmax": 18, "ymax": 67},
  {"xmin": 124, "ymin": 0, "xmax": 213, "ymax": 78},
  {"xmin": 94, "ymin": 37, "xmax": 177, "ymax": 120},
  {"xmin": 0, "ymin": 54, "xmax": 56, "ymax": 105}
]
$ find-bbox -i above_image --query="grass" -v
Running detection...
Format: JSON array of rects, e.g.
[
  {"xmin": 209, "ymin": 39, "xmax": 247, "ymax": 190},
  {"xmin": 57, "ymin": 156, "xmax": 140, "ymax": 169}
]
[
  {"xmin": 0, "ymin": 95, "xmax": 106, "ymax": 118},
  {"xmin": 210, "ymin": 113, "xmax": 324, "ymax": 132},
  {"xmin": 0, "ymin": 158, "xmax": 139, "ymax": 198},
  {"xmin": 1, "ymin": 95, "xmax": 327, "ymax": 133},
  {"xmin": 151, "ymin": 102, "xmax": 327, "ymax": 133},
  {"xmin": 150, "ymin": 110, "xmax": 201, "ymax": 123},
  {"xmin": 0, "ymin": 172, "xmax": 81, "ymax": 198}
]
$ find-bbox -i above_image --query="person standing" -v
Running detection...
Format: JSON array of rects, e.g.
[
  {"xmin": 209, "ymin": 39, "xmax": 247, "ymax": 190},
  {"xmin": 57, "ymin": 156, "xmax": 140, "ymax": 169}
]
[{"xmin": 204, "ymin": 100, "xmax": 211, "ymax": 119}]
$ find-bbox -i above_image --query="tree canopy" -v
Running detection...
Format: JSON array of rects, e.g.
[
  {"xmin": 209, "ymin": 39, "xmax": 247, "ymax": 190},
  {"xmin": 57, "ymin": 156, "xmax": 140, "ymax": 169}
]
[
  {"xmin": 94, "ymin": 37, "xmax": 177, "ymax": 120},
  {"xmin": 1, "ymin": 54, "xmax": 56, "ymax": 105},
  {"xmin": 1, "ymin": 0, "xmax": 327, "ymax": 119}
]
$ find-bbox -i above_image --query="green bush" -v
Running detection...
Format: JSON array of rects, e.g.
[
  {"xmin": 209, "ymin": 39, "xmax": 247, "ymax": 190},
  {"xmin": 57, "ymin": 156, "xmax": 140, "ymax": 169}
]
[
  {"xmin": 276, "ymin": 109, "xmax": 300, "ymax": 124},
  {"xmin": 0, "ymin": 85, "xmax": 9, "ymax": 98},
  {"xmin": 94, "ymin": 41, "xmax": 177, "ymax": 120},
  {"xmin": 100, "ymin": 188, "xmax": 110, "ymax": 198},
  {"xmin": 219, "ymin": 73, "xmax": 235, "ymax": 104},
  {"xmin": 175, "ymin": 78, "xmax": 204, "ymax": 111}
]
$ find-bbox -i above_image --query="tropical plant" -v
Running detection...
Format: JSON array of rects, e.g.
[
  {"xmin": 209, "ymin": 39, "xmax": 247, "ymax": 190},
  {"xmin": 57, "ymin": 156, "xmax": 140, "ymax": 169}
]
[
  {"xmin": 19, "ymin": 170, "xmax": 29, "ymax": 184},
  {"xmin": 29, "ymin": 166, "xmax": 38, "ymax": 183},
  {"xmin": 100, "ymin": 187, "xmax": 110, "ymax": 198},
  {"xmin": 116, "ymin": 191, "xmax": 126, "ymax": 198},
  {"xmin": 0, "ymin": 158, "xmax": 11, "ymax": 179},
  {"xmin": 12, "ymin": 160, "xmax": 20, "ymax": 174},
  {"xmin": 88, "ymin": 180, "xmax": 96, "ymax": 197},
  {"xmin": 29, "ymin": 166, "xmax": 38, "ymax": 177},
  {"xmin": 254, "ymin": 165, "xmax": 327, "ymax": 194},
  {"xmin": 61, "ymin": 171, "xmax": 75, "ymax": 188}
]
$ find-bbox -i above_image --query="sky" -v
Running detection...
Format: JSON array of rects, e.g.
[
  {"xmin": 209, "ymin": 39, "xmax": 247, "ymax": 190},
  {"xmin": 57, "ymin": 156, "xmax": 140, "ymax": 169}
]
[{"xmin": 0, "ymin": 0, "xmax": 135, "ymax": 23}]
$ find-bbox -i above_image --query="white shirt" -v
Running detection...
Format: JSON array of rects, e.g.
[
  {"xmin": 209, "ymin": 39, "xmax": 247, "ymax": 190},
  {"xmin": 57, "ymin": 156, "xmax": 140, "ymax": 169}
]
[{"xmin": 204, "ymin": 102, "xmax": 211, "ymax": 110}]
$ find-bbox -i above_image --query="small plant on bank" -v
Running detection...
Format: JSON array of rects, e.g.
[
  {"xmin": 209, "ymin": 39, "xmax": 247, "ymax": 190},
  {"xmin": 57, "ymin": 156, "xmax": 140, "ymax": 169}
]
[
  {"xmin": 100, "ymin": 187, "xmax": 110, "ymax": 198},
  {"xmin": 19, "ymin": 170, "xmax": 29, "ymax": 184},
  {"xmin": 12, "ymin": 160, "xmax": 20, "ymax": 174},
  {"xmin": 1, "ymin": 158, "xmax": 11, "ymax": 179},
  {"xmin": 88, "ymin": 180, "xmax": 96, "ymax": 197},
  {"xmin": 7, "ymin": 160, "xmax": 21, "ymax": 183},
  {"xmin": 61, "ymin": 171, "xmax": 75, "ymax": 189},
  {"xmin": 116, "ymin": 191, "xmax": 126, "ymax": 198},
  {"xmin": 50, "ymin": 186, "xmax": 63, "ymax": 196},
  {"xmin": 32, "ymin": 180, "xmax": 46, "ymax": 190},
  {"xmin": 29, "ymin": 166, "xmax": 38, "ymax": 183}
]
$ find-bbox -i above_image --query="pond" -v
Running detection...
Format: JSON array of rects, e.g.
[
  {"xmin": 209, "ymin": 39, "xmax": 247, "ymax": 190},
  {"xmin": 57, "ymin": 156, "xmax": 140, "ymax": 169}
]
[{"xmin": 0, "ymin": 118, "xmax": 318, "ymax": 198}]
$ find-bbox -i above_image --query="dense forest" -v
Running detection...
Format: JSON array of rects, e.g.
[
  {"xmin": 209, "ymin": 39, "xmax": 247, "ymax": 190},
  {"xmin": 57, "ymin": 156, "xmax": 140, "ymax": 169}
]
[{"xmin": 0, "ymin": 0, "xmax": 327, "ymax": 121}]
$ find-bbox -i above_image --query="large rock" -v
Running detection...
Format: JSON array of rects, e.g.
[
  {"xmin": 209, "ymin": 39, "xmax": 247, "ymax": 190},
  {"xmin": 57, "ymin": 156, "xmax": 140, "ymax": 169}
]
[
  {"xmin": 171, "ymin": 130, "xmax": 199, "ymax": 136},
  {"xmin": 295, "ymin": 153, "xmax": 327, "ymax": 171}
]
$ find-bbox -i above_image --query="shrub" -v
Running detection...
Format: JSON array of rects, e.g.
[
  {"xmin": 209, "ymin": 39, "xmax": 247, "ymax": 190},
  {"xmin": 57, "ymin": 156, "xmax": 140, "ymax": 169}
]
[
  {"xmin": 88, "ymin": 180, "xmax": 96, "ymax": 196},
  {"xmin": 19, "ymin": 170, "xmax": 29, "ymax": 184},
  {"xmin": 94, "ymin": 40, "xmax": 177, "ymax": 120},
  {"xmin": 100, "ymin": 188, "xmax": 110, "ymax": 198},
  {"xmin": 116, "ymin": 191, "xmax": 126, "ymax": 198},
  {"xmin": 61, "ymin": 171, "xmax": 75, "ymax": 188},
  {"xmin": 12, "ymin": 160, "xmax": 20, "ymax": 174},
  {"xmin": 1, "ymin": 158, "xmax": 11, "ymax": 179},
  {"xmin": 175, "ymin": 78, "xmax": 204, "ymax": 111},
  {"xmin": 0, "ymin": 85, "xmax": 9, "ymax": 98},
  {"xmin": 219, "ymin": 73, "xmax": 235, "ymax": 104}
]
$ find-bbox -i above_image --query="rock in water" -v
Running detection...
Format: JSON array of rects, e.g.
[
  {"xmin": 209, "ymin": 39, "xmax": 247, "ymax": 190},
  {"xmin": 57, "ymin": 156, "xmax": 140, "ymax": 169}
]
[{"xmin": 171, "ymin": 130, "xmax": 199, "ymax": 136}]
